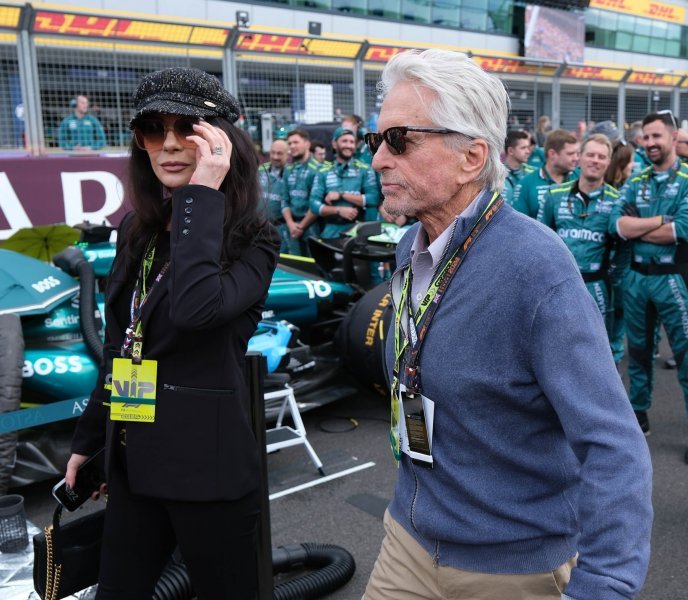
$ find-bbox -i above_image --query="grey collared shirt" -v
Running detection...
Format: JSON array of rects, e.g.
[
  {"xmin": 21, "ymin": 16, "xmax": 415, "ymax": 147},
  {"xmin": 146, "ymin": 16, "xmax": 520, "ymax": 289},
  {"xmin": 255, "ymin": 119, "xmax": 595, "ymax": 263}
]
[{"xmin": 409, "ymin": 194, "xmax": 482, "ymax": 313}]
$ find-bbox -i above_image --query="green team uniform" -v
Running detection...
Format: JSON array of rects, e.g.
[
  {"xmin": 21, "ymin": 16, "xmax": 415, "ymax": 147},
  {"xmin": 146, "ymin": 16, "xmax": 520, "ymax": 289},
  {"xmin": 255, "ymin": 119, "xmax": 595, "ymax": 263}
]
[
  {"xmin": 282, "ymin": 156, "xmax": 321, "ymax": 255},
  {"xmin": 258, "ymin": 162, "xmax": 289, "ymax": 251},
  {"xmin": 527, "ymin": 146, "xmax": 545, "ymax": 169},
  {"xmin": 309, "ymin": 158, "xmax": 380, "ymax": 239},
  {"xmin": 538, "ymin": 180, "xmax": 621, "ymax": 340},
  {"xmin": 513, "ymin": 166, "xmax": 574, "ymax": 219},
  {"xmin": 610, "ymin": 160, "xmax": 688, "ymax": 413},
  {"xmin": 608, "ymin": 179, "xmax": 633, "ymax": 364},
  {"xmin": 503, "ymin": 163, "xmax": 535, "ymax": 207},
  {"xmin": 633, "ymin": 147, "xmax": 652, "ymax": 174},
  {"xmin": 57, "ymin": 114, "xmax": 106, "ymax": 150},
  {"xmin": 354, "ymin": 141, "xmax": 373, "ymax": 166}
]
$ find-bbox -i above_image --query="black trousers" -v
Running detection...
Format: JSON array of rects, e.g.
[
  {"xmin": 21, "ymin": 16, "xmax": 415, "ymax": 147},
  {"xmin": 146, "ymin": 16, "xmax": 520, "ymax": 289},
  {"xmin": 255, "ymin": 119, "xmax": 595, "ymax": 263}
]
[{"xmin": 96, "ymin": 445, "xmax": 260, "ymax": 600}]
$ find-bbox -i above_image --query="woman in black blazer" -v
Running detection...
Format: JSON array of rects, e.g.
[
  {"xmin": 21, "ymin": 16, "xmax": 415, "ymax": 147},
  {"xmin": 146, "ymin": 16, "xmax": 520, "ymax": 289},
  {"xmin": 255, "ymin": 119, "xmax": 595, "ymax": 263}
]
[{"xmin": 65, "ymin": 67, "xmax": 278, "ymax": 599}]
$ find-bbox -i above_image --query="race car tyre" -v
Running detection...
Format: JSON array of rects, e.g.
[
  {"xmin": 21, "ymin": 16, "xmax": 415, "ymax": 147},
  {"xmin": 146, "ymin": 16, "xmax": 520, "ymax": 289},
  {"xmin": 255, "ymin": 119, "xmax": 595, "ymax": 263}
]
[
  {"xmin": 337, "ymin": 282, "xmax": 392, "ymax": 397},
  {"xmin": 0, "ymin": 314, "xmax": 24, "ymax": 495}
]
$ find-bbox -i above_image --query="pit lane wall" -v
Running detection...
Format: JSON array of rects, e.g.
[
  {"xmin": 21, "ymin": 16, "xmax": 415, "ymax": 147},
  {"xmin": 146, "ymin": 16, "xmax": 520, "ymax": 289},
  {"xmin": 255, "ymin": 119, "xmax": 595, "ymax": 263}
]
[{"xmin": 0, "ymin": 155, "xmax": 129, "ymax": 240}]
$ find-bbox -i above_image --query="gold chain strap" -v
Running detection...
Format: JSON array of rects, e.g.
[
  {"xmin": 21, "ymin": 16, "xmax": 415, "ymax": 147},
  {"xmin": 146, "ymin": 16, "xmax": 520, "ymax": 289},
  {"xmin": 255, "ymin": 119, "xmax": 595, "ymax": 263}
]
[{"xmin": 43, "ymin": 524, "xmax": 62, "ymax": 600}]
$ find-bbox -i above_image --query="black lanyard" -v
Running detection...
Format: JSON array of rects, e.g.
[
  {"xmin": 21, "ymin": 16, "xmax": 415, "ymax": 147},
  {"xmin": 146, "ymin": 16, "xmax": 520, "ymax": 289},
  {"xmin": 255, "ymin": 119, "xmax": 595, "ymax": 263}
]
[
  {"xmin": 121, "ymin": 236, "xmax": 169, "ymax": 362},
  {"xmin": 395, "ymin": 194, "xmax": 504, "ymax": 393}
]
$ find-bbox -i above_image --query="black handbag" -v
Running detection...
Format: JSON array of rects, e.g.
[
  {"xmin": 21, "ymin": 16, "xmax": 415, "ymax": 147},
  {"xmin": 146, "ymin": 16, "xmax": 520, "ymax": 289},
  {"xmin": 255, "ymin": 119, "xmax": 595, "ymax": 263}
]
[{"xmin": 33, "ymin": 504, "xmax": 105, "ymax": 600}]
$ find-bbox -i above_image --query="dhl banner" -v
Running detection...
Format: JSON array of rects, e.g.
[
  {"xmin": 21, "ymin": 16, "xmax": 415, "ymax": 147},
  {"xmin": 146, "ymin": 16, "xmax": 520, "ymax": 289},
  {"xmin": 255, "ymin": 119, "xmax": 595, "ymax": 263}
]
[
  {"xmin": 0, "ymin": 6, "xmax": 20, "ymax": 29},
  {"xmin": 473, "ymin": 56, "xmax": 544, "ymax": 75},
  {"xmin": 590, "ymin": 0, "xmax": 685, "ymax": 24},
  {"xmin": 563, "ymin": 66, "xmax": 627, "ymax": 82},
  {"xmin": 236, "ymin": 33, "xmax": 359, "ymax": 58},
  {"xmin": 365, "ymin": 46, "xmax": 405, "ymax": 63},
  {"xmin": 627, "ymin": 71, "xmax": 682, "ymax": 86},
  {"xmin": 32, "ymin": 11, "xmax": 229, "ymax": 46}
]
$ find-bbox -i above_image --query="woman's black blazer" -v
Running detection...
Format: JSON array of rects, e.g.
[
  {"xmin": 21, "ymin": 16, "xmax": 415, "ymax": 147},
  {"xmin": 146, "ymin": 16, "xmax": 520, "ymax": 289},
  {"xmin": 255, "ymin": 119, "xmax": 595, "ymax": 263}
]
[{"xmin": 71, "ymin": 185, "xmax": 278, "ymax": 501}]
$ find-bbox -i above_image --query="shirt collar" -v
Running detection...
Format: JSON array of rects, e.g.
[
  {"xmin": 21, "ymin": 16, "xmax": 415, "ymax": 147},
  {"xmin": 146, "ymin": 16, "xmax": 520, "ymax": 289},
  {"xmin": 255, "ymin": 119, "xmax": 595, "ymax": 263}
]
[{"xmin": 409, "ymin": 190, "xmax": 483, "ymax": 268}]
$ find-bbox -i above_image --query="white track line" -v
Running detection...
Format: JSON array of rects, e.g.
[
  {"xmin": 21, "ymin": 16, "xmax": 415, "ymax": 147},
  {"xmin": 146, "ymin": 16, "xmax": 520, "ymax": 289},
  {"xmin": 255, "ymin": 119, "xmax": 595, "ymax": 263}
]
[{"xmin": 269, "ymin": 461, "xmax": 376, "ymax": 500}]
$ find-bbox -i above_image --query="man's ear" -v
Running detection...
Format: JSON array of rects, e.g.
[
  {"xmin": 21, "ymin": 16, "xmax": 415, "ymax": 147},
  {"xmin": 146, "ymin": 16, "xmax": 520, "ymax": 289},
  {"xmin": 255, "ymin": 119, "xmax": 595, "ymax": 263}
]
[{"xmin": 457, "ymin": 139, "xmax": 488, "ymax": 185}]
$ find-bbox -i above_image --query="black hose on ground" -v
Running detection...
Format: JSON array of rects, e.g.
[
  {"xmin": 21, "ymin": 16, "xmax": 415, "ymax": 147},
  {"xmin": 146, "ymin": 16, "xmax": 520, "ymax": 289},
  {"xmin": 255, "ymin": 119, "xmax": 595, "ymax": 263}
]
[
  {"xmin": 153, "ymin": 559, "xmax": 194, "ymax": 600},
  {"xmin": 53, "ymin": 247, "xmax": 103, "ymax": 364},
  {"xmin": 152, "ymin": 543, "xmax": 356, "ymax": 600},
  {"xmin": 273, "ymin": 543, "xmax": 356, "ymax": 600}
]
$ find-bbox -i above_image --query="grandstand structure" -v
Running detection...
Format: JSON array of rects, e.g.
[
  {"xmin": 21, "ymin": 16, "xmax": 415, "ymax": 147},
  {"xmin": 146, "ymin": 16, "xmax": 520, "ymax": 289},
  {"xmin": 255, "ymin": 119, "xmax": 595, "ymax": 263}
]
[{"xmin": 2, "ymin": 0, "xmax": 688, "ymax": 154}]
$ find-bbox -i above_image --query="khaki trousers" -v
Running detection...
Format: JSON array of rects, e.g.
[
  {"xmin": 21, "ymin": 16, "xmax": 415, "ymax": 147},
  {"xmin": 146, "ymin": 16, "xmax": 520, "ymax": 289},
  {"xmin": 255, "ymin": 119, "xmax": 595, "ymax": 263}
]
[{"xmin": 364, "ymin": 510, "xmax": 576, "ymax": 600}]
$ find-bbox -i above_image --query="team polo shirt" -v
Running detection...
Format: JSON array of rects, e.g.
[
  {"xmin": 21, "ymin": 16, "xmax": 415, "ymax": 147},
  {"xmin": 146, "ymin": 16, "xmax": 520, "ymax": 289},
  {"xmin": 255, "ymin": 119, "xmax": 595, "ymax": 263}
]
[
  {"xmin": 539, "ymin": 180, "xmax": 621, "ymax": 273},
  {"xmin": 513, "ymin": 166, "xmax": 574, "ymax": 219},
  {"xmin": 309, "ymin": 158, "xmax": 380, "ymax": 220},
  {"xmin": 282, "ymin": 156, "xmax": 321, "ymax": 218},
  {"xmin": 57, "ymin": 114, "xmax": 106, "ymax": 150},
  {"xmin": 611, "ymin": 160, "xmax": 688, "ymax": 265},
  {"xmin": 503, "ymin": 163, "xmax": 535, "ymax": 207},
  {"xmin": 258, "ymin": 163, "xmax": 286, "ymax": 222}
]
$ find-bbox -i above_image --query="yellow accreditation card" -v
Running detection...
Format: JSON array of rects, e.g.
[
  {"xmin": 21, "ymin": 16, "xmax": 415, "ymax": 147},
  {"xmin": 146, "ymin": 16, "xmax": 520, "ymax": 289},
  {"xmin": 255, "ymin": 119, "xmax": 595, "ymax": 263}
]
[{"xmin": 110, "ymin": 358, "xmax": 157, "ymax": 423}]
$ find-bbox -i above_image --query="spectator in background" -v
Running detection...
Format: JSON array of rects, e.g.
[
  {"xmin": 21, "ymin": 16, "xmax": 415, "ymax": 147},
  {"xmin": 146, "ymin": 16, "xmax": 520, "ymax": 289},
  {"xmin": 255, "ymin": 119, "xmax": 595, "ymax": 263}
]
[
  {"xmin": 282, "ymin": 129, "xmax": 321, "ymax": 256},
  {"xmin": 612, "ymin": 111, "xmax": 688, "ymax": 444},
  {"xmin": 538, "ymin": 133, "xmax": 620, "ymax": 350},
  {"xmin": 58, "ymin": 94, "xmax": 106, "ymax": 151},
  {"xmin": 628, "ymin": 120, "xmax": 651, "ymax": 173},
  {"xmin": 676, "ymin": 127, "xmax": 688, "ymax": 162},
  {"xmin": 258, "ymin": 139, "xmax": 289, "ymax": 250},
  {"xmin": 604, "ymin": 138, "xmax": 635, "ymax": 365},
  {"xmin": 502, "ymin": 129, "xmax": 534, "ymax": 207},
  {"xmin": 525, "ymin": 128, "xmax": 545, "ymax": 168},
  {"xmin": 590, "ymin": 121, "xmax": 633, "ymax": 367},
  {"xmin": 513, "ymin": 129, "xmax": 579, "ymax": 218},
  {"xmin": 311, "ymin": 141, "xmax": 327, "ymax": 164},
  {"xmin": 342, "ymin": 114, "xmax": 373, "ymax": 166},
  {"xmin": 605, "ymin": 140, "xmax": 634, "ymax": 190},
  {"xmin": 534, "ymin": 114, "xmax": 551, "ymax": 147},
  {"xmin": 309, "ymin": 126, "xmax": 379, "ymax": 239}
]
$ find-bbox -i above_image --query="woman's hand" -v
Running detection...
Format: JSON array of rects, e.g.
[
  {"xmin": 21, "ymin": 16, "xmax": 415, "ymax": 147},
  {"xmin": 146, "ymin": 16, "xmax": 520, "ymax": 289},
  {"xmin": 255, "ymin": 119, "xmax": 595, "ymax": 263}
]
[
  {"xmin": 65, "ymin": 453, "xmax": 107, "ymax": 501},
  {"xmin": 188, "ymin": 120, "xmax": 233, "ymax": 190}
]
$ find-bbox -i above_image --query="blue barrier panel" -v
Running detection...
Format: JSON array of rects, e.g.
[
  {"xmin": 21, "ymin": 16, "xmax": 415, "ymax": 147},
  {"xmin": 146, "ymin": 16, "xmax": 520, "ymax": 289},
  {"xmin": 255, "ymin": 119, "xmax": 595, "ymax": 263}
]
[{"xmin": 0, "ymin": 397, "xmax": 89, "ymax": 434}]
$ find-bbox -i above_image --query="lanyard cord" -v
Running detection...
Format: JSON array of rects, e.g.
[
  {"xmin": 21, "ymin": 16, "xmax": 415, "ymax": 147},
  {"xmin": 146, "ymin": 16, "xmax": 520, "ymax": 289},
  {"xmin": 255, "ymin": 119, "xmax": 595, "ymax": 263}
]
[
  {"xmin": 393, "ymin": 192, "xmax": 503, "ymax": 393},
  {"xmin": 121, "ymin": 236, "xmax": 170, "ymax": 361}
]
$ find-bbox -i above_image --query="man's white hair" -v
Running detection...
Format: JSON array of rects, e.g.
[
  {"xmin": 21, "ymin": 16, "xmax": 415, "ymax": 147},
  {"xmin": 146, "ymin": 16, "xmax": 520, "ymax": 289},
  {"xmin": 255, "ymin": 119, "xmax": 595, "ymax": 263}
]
[{"xmin": 379, "ymin": 49, "xmax": 509, "ymax": 190}]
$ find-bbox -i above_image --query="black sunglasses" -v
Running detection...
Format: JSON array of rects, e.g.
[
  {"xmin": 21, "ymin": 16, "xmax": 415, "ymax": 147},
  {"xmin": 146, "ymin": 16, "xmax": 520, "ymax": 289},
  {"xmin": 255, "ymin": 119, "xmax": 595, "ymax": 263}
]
[
  {"xmin": 657, "ymin": 109, "xmax": 679, "ymax": 129},
  {"xmin": 364, "ymin": 126, "xmax": 464, "ymax": 155},
  {"xmin": 133, "ymin": 116, "xmax": 200, "ymax": 150}
]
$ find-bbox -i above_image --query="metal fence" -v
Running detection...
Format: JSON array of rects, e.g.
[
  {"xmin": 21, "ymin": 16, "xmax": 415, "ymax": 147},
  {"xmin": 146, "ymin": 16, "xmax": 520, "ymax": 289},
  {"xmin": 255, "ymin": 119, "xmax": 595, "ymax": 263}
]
[
  {"xmin": 3, "ymin": 20, "xmax": 688, "ymax": 155},
  {"xmin": 0, "ymin": 36, "xmax": 21, "ymax": 150}
]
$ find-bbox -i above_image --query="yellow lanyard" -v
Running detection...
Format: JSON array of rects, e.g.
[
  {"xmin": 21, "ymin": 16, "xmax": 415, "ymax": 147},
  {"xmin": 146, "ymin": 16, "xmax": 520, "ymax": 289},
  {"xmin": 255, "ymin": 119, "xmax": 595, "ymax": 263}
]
[{"xmin": 389, "ymin": 191, "xmax": 502, "ymax": 460}]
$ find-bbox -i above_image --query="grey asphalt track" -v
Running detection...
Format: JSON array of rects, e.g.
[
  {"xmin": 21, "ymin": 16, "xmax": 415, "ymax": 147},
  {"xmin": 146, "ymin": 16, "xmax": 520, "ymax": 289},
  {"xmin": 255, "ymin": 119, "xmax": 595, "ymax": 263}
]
[{"xmin": 17, "ymin": 339, "xmax": 687, "ymax": 599}]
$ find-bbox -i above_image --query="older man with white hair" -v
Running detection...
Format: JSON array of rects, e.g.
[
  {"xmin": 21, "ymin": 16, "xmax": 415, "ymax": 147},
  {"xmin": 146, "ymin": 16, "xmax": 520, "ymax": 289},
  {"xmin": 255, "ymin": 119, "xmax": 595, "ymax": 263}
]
[{"xmin": 362, "ymin": 49, "xmax": 652, "ymax": 600}]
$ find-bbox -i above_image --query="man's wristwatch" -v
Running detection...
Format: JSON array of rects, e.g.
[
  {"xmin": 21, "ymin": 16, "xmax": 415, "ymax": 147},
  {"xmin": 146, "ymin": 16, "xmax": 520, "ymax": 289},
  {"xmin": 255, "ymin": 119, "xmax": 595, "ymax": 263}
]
[
  {"xmin": 338, "ymin": 192, "xmax": 344, "ymax": 201},
  {"xmin": 662, "ymin": 215, "xmax": 675, "ymax": 225}
]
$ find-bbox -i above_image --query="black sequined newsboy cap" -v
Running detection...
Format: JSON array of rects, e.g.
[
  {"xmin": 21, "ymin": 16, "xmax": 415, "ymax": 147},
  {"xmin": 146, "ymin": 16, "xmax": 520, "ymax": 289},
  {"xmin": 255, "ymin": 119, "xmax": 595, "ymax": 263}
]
[{"xmin": 130, "ymin": 67, "xmax": 241, "ymax": 125}]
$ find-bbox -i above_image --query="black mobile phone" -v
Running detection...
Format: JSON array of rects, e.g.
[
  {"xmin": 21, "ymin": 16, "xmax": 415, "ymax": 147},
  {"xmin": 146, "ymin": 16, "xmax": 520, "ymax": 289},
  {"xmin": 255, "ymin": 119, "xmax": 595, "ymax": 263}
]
[{"xmin": 52, "ymin": 448, "xmax": 105, "ymax": 511}]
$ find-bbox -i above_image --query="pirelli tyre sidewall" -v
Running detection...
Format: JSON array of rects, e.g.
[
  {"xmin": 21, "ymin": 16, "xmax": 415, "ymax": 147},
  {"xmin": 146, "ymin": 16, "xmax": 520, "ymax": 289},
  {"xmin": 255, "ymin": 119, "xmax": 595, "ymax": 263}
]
[{"xmin": 338, "ymin": 282, "xmax": 392, "ymax": 397}]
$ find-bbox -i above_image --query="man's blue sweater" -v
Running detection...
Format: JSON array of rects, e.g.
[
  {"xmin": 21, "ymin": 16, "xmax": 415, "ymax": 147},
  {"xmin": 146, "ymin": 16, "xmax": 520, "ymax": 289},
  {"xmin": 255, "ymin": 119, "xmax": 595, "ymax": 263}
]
[{"xmin": 387, "ymin": 188, "xmax": 653, "ymax": 599}]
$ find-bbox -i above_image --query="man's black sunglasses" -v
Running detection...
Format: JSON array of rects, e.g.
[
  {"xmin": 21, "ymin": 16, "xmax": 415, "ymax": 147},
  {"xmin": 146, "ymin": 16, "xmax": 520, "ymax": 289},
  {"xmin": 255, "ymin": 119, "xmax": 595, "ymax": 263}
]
[{"xmin": 364, "ymin": 126, "xmax": 464, "ymax": 155}]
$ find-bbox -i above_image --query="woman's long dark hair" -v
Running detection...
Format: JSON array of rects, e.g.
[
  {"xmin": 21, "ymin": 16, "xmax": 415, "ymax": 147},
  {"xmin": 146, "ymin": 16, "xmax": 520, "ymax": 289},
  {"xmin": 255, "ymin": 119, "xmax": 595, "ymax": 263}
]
[
  {"xmin": 604, "ymin": 141, "xmax": 634, "ymax": 190},
  {"xmin": 122, "ymin": 116, "xmax": 275, "ymax": 278}
]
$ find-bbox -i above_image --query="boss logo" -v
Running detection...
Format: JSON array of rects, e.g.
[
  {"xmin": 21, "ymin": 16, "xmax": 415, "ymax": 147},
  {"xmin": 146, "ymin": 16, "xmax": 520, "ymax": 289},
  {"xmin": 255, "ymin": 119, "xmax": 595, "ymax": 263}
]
[{"xmin": 31, "ymin": 276, "xmax": 62, "ymax": 294}]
